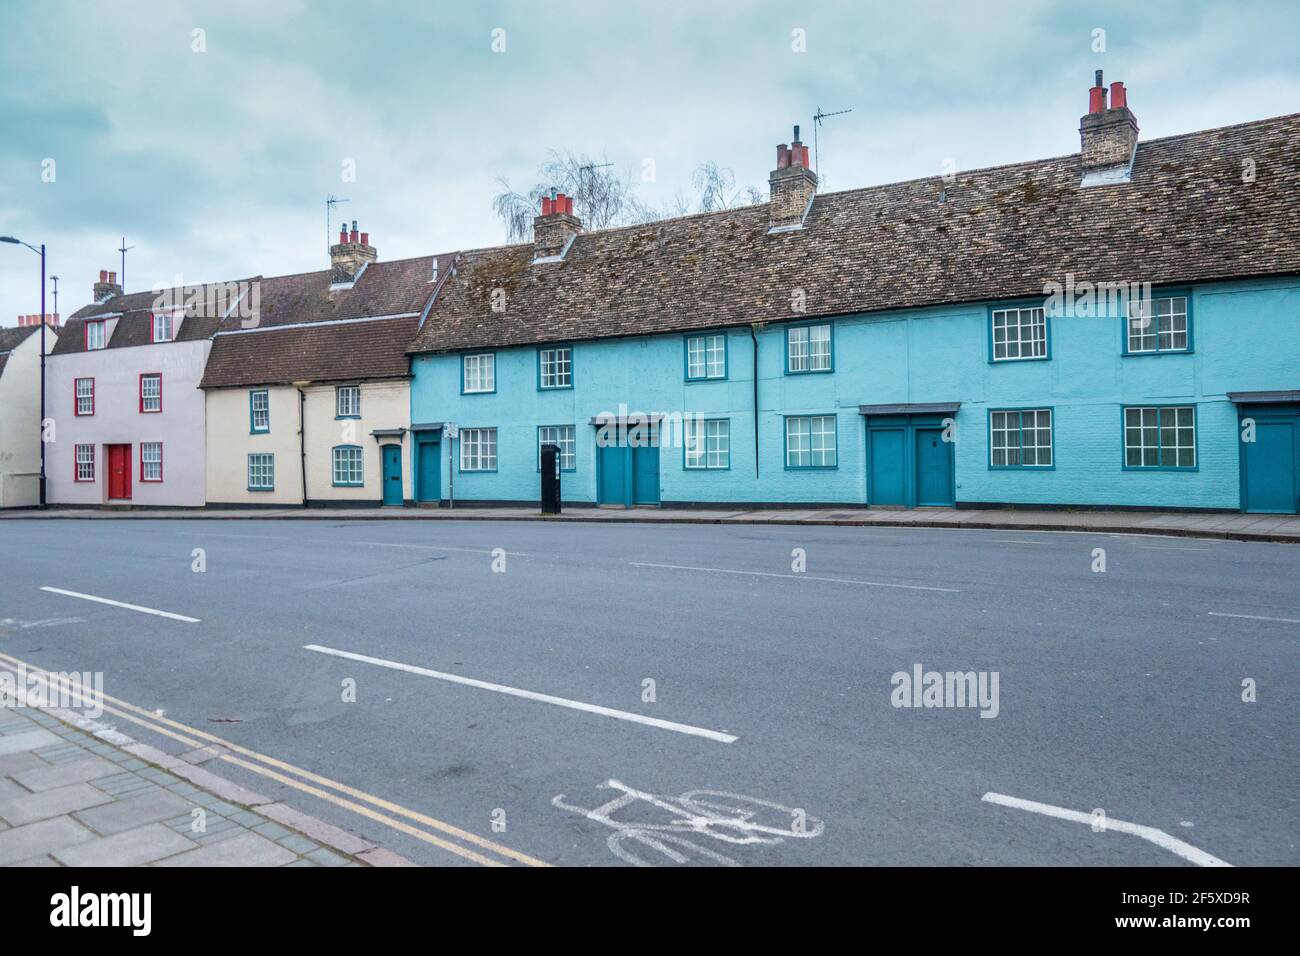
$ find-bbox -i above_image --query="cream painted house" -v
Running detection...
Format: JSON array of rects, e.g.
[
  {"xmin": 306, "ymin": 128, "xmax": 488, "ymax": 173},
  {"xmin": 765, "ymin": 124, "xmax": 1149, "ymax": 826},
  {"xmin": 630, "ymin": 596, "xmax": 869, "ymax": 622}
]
[
  {"xmin": 0, "ymin": 322, "xmax": 56, "ymax": 507},
  {"xmin": 200, "ymin": 228, "xmax": 447, "ymax": 507}
]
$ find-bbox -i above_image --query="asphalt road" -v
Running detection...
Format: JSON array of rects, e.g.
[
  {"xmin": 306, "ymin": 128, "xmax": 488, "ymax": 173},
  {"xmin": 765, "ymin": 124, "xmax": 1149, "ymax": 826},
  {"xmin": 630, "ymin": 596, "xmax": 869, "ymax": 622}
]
[{"xmin": 1, "ymin": 518, "xmax": 1296, "ymax": 866}]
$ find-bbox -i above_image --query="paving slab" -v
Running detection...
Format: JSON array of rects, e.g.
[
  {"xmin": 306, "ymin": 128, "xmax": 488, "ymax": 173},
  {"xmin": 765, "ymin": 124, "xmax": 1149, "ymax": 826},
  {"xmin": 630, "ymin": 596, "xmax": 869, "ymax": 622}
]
[
  {"xmin": 152, "ymin": 830, "xmax": 298, "ymax": 867},
  {"xmin": 12, "ymin": 756, "xmax": 119, "ymax": 792},
  {"xmin": 0, "ymin": 782, "xmax": 113, "ymax": 826},
  {"xmin": 73, "ymin": 789, "xmax": 194, "ymax": 835},
  {"xmin": 0, "ymin": 816, "xmax": 95, "ymax": 865},
  {"xmin": 0, "ymin": 729, "xmax": 62, "ymax": 756},
  {"xmin": 53, "ymin": 823, "xmax": 197, "ymax": 867}
]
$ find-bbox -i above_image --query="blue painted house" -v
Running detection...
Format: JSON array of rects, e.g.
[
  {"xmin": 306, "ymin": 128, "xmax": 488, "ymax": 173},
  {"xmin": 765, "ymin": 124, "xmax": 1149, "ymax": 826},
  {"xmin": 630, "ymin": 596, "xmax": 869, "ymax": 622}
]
[{"xmin": 407, "ymin": 77, "xmax": 1300, "ymax": 514}]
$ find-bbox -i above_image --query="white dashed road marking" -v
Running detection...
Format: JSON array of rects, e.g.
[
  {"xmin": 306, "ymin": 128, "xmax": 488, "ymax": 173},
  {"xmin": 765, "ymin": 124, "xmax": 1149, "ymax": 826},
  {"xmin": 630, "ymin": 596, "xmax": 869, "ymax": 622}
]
[
  {"xmin": 39, "ymin": 587, "xmax": 200, "ymax": 623},
  {"xmin": 303, "ymin": 644, "xmax": 738, "ymax": 743},
  {"xmin": 1208, "ymin": 611, "xmax": 1300, "ymax": 624},
  {"xmin": 629, "ymin": 562, "xmax": 961, "ymax": 593},
  {"xmin": 981, "ymin": 792, "xmax": 1231, "ymax": 867}
]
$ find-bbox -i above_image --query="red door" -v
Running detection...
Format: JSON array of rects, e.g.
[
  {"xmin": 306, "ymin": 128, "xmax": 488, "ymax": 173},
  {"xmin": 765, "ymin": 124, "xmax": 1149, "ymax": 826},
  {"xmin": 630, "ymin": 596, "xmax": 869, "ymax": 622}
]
[{"xmin": 108, "ymin": 444, "xmax": 132, "ymax": 500}]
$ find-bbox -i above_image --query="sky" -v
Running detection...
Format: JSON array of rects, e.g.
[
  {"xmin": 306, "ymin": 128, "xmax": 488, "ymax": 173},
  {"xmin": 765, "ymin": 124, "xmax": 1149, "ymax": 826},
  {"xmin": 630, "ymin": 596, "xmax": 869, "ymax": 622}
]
[{"xmin": 1, "ymin": 0, "xmax": 1298, "ymax": 322}]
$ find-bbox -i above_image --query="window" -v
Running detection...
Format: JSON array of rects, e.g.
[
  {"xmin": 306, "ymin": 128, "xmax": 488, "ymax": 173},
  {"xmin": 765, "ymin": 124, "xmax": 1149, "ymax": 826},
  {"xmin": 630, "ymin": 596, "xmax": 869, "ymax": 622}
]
[
  {"xmin": 139, "ymin": 373, "xmax": 162, "ymax": 413},
  {"xmin": 247, "ymin": 453, "xmax": 275, "ymax": 490},
  {"xmin": 787, "ymin": 323, "xmax": 832, "ymax": 373},
  {"xmin": 685, "ymin": 333, "xmax": 727, "ymax": 380},
  {"xmin": 538, "ymin": 347, "xmax": 572, "ymax": 389},
  {"xmin": 250, "ymin": 390, "xmax": 269, "ymax": 432},
  {"xmin": 74, "ymin": 444, "xmax": 95, "ymax": 482},
  {"xmin": 332, "ymin": 445, "xmax": 364, "ymax": 486},
  {"xmin": 85, "ymin": 321, "xmax": 106, "ymax": 350},
  {"xmin": 685, "ymin": 418, "xmax": 730, "ymax": 469},
  {"xmin": 1126, "ymin": 295, "xmax": 1190, "ymax": 354},
  {"xmin": 463, "ymin": 353, "xmax": 495, "ymax": 393},
  {"xmin": 460, "ymin": 428, "xmax": 497, "ymax": 471},
  {"xmin": 538, "ymin": 425, "xmax": 576, "ymax": 471},
  {"xmin": 1124, "ymin": 406, "xmax": 1196, "ymax": 469},
  {"xmin": 990, "ymin": 409, "xmax": 1054, "ymax": 468},
  {"xmin": 140, "ymin": 442, "xmax": 163, "ymax": 482},
  {"xmin": 151, "ymin": 313, "xmax": 174, "ymax": 343},
  {"xmin": 336, "ymin": 385, "xmax": 361, "ymax": 418},
  {"xmin": 991, "ymin": 307, "xmax": 1048, "ymax": 361},
  {"xmin": 785, "ymin": 415, "xmax": 837, "ymax": 468},
  {"xmin": 74, "ymin": 378, "xmax": 94, "ymax": 416}
]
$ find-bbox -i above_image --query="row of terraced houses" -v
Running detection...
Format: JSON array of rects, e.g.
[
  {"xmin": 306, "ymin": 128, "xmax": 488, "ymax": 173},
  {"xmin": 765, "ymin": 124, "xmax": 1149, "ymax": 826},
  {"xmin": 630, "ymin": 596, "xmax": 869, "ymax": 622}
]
[{"xmin": 3, "ymin": 76, "xmax": 1299, "ymax": 514}]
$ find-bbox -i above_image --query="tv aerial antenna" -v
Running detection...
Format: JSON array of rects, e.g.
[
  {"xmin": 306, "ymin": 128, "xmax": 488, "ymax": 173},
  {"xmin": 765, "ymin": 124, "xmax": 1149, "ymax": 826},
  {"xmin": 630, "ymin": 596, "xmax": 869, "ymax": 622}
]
[
  {"xmin": 326, "ymin": 195, "xmax": 350, "ymax": 252},
  {"xmin": 117, "ymin": 236, "xmax": 135, "ymax": 290},
  {"xmin": 812, "ymin": 106, "xmax": 853, "ymax": 184}
]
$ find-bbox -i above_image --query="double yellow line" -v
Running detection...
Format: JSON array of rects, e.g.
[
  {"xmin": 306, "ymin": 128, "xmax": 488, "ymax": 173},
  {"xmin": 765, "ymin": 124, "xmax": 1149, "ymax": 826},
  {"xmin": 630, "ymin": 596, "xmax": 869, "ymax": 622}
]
[{"xmin": 0, "ymin": 650, "xmax": 547, "ymax": 868}]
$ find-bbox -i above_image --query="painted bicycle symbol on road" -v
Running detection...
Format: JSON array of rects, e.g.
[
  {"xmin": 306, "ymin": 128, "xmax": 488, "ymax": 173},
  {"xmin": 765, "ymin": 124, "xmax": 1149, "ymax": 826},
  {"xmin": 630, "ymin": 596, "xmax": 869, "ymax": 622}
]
[{"xmin": 553, "ymin": 778, "xmax": 824, "ymax": 866}]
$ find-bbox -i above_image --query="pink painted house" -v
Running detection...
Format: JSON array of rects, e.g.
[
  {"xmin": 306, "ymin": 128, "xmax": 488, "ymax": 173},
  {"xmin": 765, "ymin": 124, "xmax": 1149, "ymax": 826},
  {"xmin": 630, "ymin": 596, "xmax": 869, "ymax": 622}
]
[{"xmin": 47, "ymin": 270, "xmax": 252, "ymax": 507}]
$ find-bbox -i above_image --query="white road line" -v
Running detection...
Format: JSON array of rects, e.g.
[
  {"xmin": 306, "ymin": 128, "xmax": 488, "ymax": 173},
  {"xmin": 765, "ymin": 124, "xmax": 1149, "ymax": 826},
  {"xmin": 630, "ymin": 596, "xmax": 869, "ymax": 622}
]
[
  {"xmin": 981, "ymin": 792, "xmax": 1231, "ymax": 867},
  {"xmin": 352, "ymin": 541, "xmax": 531, "ymax": 557},
  {"xmin": 302, "ymin": 644, "xmax": 738, "ymax": 744},
  {"xmin": 629, "ymin": 562, "xmax": 961, "ymax": 593},
  {"xmin": 39, "ymin": 586, "xmax": 201, "ymax": 624},
  {"xmin": 984, "ymin": 539, "xmax": 1047, "ymax": 545},
  {"xmin": 1208, "ymin": 611, "xmax": 1300, "ymax": 624},
  {"xmin": 1137, "ymin": 545, "xmax": 1213, "ymax": 552}
]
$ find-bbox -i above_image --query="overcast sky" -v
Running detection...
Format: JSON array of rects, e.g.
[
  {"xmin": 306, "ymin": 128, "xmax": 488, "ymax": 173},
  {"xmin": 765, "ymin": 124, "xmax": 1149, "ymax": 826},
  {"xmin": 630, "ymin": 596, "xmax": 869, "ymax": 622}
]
[{"xmin": 1, "ymin": 0, "xmax": 1297, "ymax": 321}]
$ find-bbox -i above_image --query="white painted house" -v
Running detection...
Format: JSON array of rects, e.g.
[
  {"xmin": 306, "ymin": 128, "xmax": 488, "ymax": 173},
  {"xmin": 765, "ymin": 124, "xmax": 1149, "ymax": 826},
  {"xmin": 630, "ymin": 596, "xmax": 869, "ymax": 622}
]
[{"xmin": 0, "ymin": 321, "xmax": 57, "ymax": 508}]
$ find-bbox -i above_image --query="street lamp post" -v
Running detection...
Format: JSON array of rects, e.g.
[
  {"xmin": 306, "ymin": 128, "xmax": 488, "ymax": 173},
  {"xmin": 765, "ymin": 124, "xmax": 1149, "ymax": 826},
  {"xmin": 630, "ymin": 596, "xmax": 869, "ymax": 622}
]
[{"xmin": 1, "ymin": 236, "xmax": 48, "ymax": 507}]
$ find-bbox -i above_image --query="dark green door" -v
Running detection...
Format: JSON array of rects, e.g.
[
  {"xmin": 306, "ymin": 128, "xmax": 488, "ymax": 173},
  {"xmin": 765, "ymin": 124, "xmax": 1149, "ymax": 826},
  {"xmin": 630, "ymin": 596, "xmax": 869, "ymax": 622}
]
[
  {"xmin": 914, "ymin": 428, "xmax": 954, "ymax": 506},
  {"xmin": 1242, "ymin": 418, "xmax": 1297, "ymax": 513},
  {"xmin": 598, "ymin": 444, "xmax": 629, "ymax": 506},
  {"xmin": 632, "ymin": 445, "xmax": 660, "ymax": 505},
  {"xmin": 868, "ymin": 429, "xmax": 906, "ymax": 505},
  {"xmin": 382, "ymin": 445, "xmax": 403, "ymax": 506},
  {"xmin": 416, "ymin": 441, "xmax": 440, "ymax": 503}
]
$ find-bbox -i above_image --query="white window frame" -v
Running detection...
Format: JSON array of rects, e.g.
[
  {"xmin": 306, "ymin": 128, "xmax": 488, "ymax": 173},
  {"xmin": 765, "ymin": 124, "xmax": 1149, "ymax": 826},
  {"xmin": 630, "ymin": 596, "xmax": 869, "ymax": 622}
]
[
  {"xmin": 85, "ymin": 321, "xmax": 106, "ymax": 350},
  {"xmin": 75, "ymin": 444, "xmax": 95, "ymax": 482},
  {"xmin": 785, "ymin": 415, "xmax": 837, "ymax": 468},
  {"xmin": 75, "ymin": 377, "xmax": 94, "ymax": 416},
  {"xmin": 539, "ymin": 347, "xmax": 572, "ymax": 389},
  {"xmin": 990, "ymin": 409, "xmax": 1053, "ymax": 468},
  {"xmin": 685, "ymin": 418, "xmax": 730, "ymax": 469},
  {"xmin": 332, "ymin": 445, "xmax": 364, "ymax": 486},
  {"xmin": 336, "ymin": 385, "xmax": 361, "ymax": 417},
  {"xmin": 460, "ymin": 428, "xmax": 498, "ymax": 471},
  {"xmin": 141, "ymin": 442, "xmax": 163, "ymax": 482},
  {"xmin": 1125, "ymin": 406, "xmax": 1196, "ymax": 469},
  {"xmin": 463, "ymin": 353, "xmax": 495, "ymax": 393},
  {"xmin": 247, "ymin": 453, "xmax": 275, "ymax": 490},
  {"xmin": 991, "ymin": 307, "xmax": 1048, "ymax": 361},
  {"xmin": 1126, "ymin": 295, "xmax": 1189, "ymax": 354},
  {"xmin": 686, "ymin": 333, "xmax": 726, "ymax": 380},
  {"xmin": 140, "ymin": 373, "xmax": 162, "ymax": 413},
  {"xmin": 250, "ymin": 390, "xmax": 270, "ymax": 432},
  {"xmin": 152, "ymin": 312, "xmax": 174, "ymax": 343},
  {"xmin": 787, "ymin": 324, "xmax": 832, "ymax": 373},
  {"xmin": 538, "ymin": 425, "xmax": 576, "ymax": 471}
]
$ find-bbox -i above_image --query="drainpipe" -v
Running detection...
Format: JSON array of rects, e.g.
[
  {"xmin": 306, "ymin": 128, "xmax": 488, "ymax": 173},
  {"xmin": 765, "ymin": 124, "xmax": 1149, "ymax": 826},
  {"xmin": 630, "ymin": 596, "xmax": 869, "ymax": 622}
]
[
  {"xmin": 293, "ymin": 381, "xmax": 309, "ymax": 507},
  {"xmin": 749, "ymin": 323, "xmax": 763, "ymax": 478}
]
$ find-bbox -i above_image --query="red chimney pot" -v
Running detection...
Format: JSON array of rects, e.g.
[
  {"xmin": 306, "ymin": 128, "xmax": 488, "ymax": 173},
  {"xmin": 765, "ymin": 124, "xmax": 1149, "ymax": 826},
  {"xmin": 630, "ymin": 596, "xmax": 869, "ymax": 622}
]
[
  {"xmin": 360, "ymin": 232, "xmax": 369, "ymax": 246},
  {"xmin": 99, "ymin": 270, "xmax": 108, "ymax": 282},
  {"xmin": 339, "ymin": 227, "xmax": 348, "ymax": 244},
  {"xmin": 1110, "ymin": 81, "xmax": 1127, "ymax": 110}
]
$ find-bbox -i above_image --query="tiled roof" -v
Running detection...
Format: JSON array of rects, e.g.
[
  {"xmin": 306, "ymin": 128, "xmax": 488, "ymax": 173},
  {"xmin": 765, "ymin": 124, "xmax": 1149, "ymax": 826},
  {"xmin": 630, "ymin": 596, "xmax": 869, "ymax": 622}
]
[
  {"xmin": 0, "ymin": 325, "xmax": 41, "ymax": 378},
  {"xmin": 198, "ymin": 255, "xmax": 449, "ymax": 388},
  {"xmin": 53, "ymin": 280, "xmax": 260, "ymax": 356},
  {"xmin": 407, "ymin": 113, "xmax": 1300, "ymax": 354},
  {"xmin": 198, "ymin": 314, "xmax": 420, "ymax": 388}
]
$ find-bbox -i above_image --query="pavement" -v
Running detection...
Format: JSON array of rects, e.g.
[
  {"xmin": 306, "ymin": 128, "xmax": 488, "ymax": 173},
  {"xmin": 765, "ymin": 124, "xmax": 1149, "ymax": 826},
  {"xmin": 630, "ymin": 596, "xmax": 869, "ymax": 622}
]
[
  {"xmin": 2, "ymin": 503, "xmax": 1299, "ymax": 543},
  {"xmin": 0, "ymin": 701, "xmax": 410, "ymax": 867},
  {"xmin": 1, "ymin": 517, "xmax": 1297, "ymax": 867}
]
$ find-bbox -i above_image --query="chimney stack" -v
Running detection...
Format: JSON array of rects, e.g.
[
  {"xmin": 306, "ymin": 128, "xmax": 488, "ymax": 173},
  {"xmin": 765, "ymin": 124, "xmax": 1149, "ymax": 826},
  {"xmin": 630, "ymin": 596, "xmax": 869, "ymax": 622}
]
[
  {"xmin": 1080, "ymin": 70, "xmax": 1139, "ymax": 182},
  {"xmin": 533, "ymin": 191, "xmax": 582, "ymax": 259},
  {"xmin": 93, "ymin": 269, "xmax": 123, "ymax": 303},
  {"xmin": 769, "ymin": 125, "xmax": 817, "ymax": 232},
  {"xmin": 330, "ymin": 219, "xmax": 378, "ymax": 280},
  {"xmin": 17, "ymin": 313, "xmax": 60, "ymax": 329}
]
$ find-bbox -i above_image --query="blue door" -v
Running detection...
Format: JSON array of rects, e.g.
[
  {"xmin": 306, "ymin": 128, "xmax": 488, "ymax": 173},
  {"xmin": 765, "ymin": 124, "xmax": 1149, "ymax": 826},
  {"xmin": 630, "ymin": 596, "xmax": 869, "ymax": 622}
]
[
  {"xmin": 382, "ymin": 445, "xmax": 403, "ymax": 506},
  {"xmin": 869, "ymin": 429, "xmax": 906, "ymax": 505},
  {"xmin": 416, "ymin": 440, "xmax": 440, "ymax": 503},
  {"xmin": 1242, "ymin": 419, "xmax": 1297, "ymax": 513},
  {"xmin": 915, "ymin": 428, "xmax": 954, "ymax": 506},
  {"xmin": 598, "ymin": 444, "xmax": 629, "ymax": 506},
  {"xmin": 632, "ymin": 445, "xmax": 660, "ymax": 505}
]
